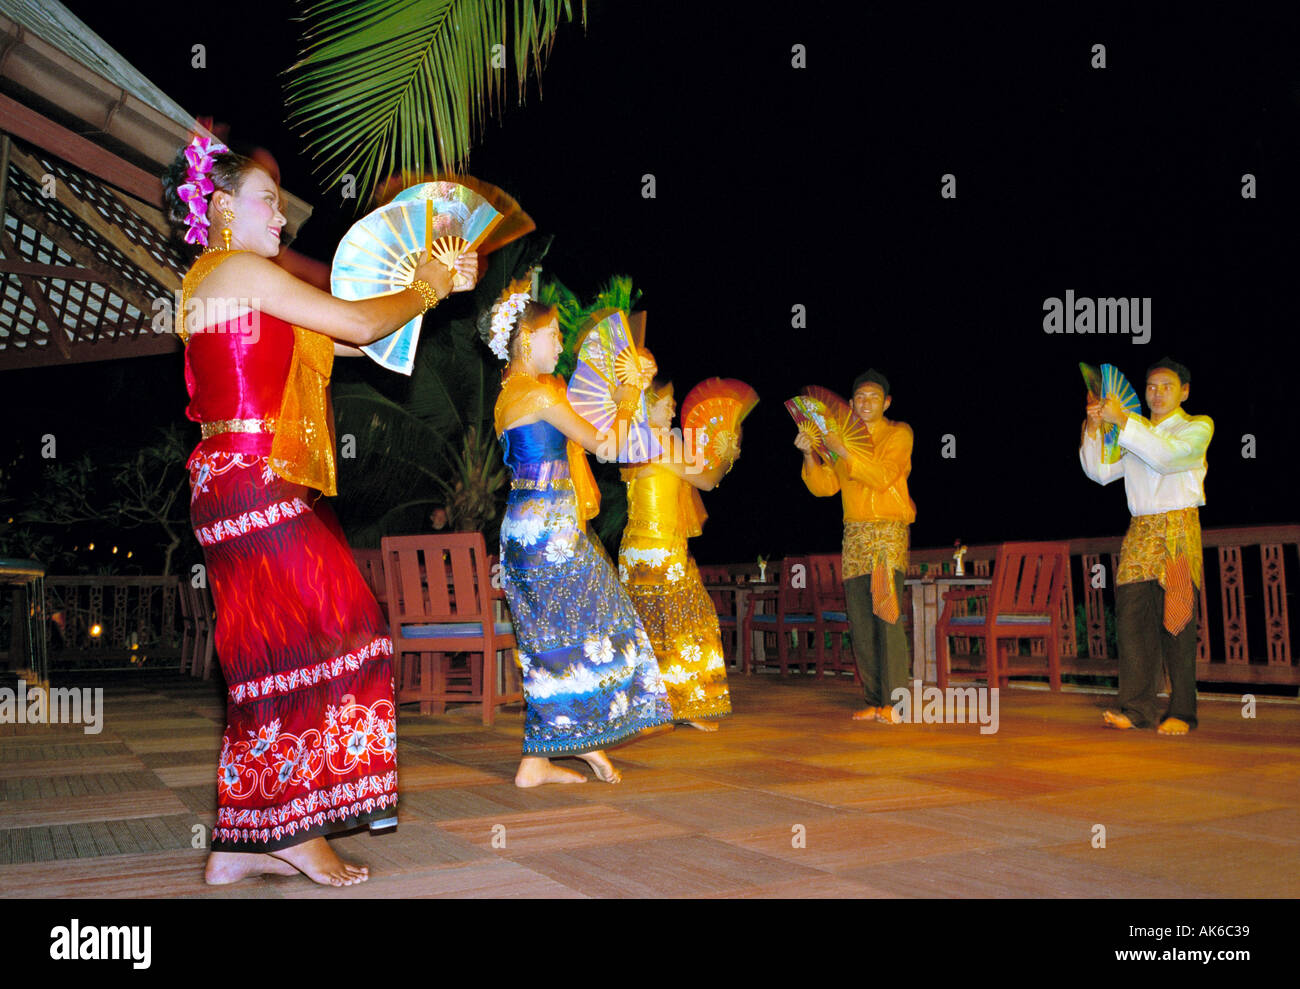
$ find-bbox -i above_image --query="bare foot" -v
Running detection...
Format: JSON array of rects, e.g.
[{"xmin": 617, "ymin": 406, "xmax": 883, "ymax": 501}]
[
  {"xmin": 1157, "ymin": 717, "xmax": 1190, "ymax": 736},
  {"xmin": 1102, "ymin": 709, "xmax": 1136, "ymax": 730},
  {"xmin": 683, "ymin": 720, "xmax": 720, "ymax": 732},
  {"xmin": 515, "ymin": 756, "xmax": 587, "ymax": 788},
  {"xmin": 269, "ymin": 837, "xmax": 369, "ymax": 887},
  {"xmin": 875, "ymin": 706, "xmax": 904, "ymax": 725},
  {"xmin": 852, "ymin": 707, "xmax": 878, "ymax": 721},
  {"xmin": 577, "ymin": 750, "xmax": 622, "ymax": 783},
  {"xmin": 204, "ymin": 851, "xmax": 298, "ymax": 885}
]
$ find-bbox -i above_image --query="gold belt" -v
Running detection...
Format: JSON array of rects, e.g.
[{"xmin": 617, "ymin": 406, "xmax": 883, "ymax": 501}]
[
  {"xmin": 511, "ymin": 477, "xmax": 574, "ymax": 491},
  {"xmin": 201, "ymin": 417, "xmax": 276, "ymax": 440}
]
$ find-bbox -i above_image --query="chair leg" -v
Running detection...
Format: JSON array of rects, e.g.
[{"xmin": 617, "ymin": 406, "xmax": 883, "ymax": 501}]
[
  {"xmin": 419, "ymin": 653, "xmax": 435, "ymax": 716},
  {"xmin": 742, "ymin": 620, "xmax": 752, "ymax": 674},
  {"xmin": 1048, "ymin": 633, "xmax": 1061, "ymax": 691},
  {"xmin": 936, "ymin": 627, "xmax": 948, "ymax": 689},
  {"xmin": 200, "ymin": 628, "xmax": 215, "ymax": 680},
  {"xmin": 482, "ymin": 648, "xmax": 495, "ymax": 728},
  {"xmin": 985, "ymin": 634, "xmax": 997, "ymax": 690}
]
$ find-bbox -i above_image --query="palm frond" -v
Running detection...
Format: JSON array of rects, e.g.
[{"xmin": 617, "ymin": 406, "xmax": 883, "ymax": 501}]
[{"xmin": 285, "ymin": 0, "xmax": 586, "ymax": 205}]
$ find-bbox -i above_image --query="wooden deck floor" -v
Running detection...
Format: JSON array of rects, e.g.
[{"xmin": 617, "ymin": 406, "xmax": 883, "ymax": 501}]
[{"xmin": 2, "ymin": 674, "xmax": 1297, "ymax": 898}]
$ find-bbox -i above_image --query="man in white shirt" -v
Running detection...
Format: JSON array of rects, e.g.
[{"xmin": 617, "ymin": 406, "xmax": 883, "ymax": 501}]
[{"xmin": 1080, "ymin": 358, "xmax": 1213, "ymax": 735}]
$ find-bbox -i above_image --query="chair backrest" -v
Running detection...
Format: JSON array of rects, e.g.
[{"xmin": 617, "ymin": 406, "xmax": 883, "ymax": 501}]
[
  {"xmin": 352, "ymin": 548, "xmax": 387, "ymax": 606},
  {"xmin": 381, "ymin": 533, "xmax": 491, "ymax": 626},
  {"xmin": 990, "ymin": 542, "xmax": 1070, "ymax": 617},
  {"xmin": 805, "ymin": 553, "xmax": 845, "ymax": 609},
  {"xmin": 696, "ymin": 564, "xmax": 730, "ymax": 585},
  {"xmin": 778, "ymin": 555, "xmax": 814, "ymax": 613}
]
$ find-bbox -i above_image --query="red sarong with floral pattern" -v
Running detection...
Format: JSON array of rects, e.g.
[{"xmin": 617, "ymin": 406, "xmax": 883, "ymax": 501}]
[{"xmin": 185, "ymin": 305, "xmax": 396, "ymax": 852}]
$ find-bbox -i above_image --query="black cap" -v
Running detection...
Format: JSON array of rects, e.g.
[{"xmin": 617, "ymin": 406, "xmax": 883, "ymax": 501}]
[{"xmin": 851, "ymin": 368, "xmax": 891, "ymax": 397}]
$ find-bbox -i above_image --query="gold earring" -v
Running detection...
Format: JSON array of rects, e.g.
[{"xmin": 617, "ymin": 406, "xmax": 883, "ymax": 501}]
[
  {"xmin": 520, "ymin": 329, "xmax": 533, "ymax": 363},
  {"xmin": 220, "ymin": 207, "xmax": 234, "ymax": 250}
]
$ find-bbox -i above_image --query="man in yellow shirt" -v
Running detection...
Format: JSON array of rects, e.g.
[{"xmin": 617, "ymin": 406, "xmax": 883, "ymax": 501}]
[{"xmin": 796, "ymin": 370, "xmax": 916, "ymax": 723}]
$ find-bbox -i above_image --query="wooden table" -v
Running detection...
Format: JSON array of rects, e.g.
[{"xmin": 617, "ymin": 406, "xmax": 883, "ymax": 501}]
[{"xmin": 905, "ymin": 576, "xmax": 992, "ymax": 682}]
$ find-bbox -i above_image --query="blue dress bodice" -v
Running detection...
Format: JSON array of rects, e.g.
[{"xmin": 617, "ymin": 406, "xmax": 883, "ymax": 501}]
[{"xmin": 501, "ymin": 420, "xmax": 568, "ymax": 473}]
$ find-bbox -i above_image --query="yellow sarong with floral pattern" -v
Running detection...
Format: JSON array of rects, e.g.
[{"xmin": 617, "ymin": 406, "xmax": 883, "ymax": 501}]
[{"xmin": 618, "ymin": 464, "xmax": 731, "ymax": 721}]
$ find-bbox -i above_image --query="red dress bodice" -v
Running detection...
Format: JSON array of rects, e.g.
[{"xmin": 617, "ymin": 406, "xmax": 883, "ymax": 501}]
[{"xmin": 184, "ymin": 311, "xmax": 294, "ymax": 456}]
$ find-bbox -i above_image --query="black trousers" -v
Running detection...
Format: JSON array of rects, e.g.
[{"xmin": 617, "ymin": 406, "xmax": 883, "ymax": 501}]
[
  {"xmin": 1115, "ymin": 580, "xmax": 1198, "ymax": 729},
  {"xmin": 843, "ymin": 571, "xmax": 911, "ymax": 707}
]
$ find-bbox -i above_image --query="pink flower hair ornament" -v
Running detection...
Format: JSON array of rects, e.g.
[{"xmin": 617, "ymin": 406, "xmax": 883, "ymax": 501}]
[{"xmin": 180, "ymin": 135, "xmax": 228, "ymax": 246}]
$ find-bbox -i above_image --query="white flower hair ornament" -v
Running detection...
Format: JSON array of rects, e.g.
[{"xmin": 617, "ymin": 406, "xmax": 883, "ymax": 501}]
[{"xmin": 488, "ymin": 291, "xmax": 530, "ymax": 361}]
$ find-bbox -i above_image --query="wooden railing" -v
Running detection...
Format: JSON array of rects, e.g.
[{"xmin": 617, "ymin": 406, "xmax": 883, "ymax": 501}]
[
  {"xmin": 905, "ymin": 525, "xmax": 1300, "ymax": 686},
  {"xmin": 0, "ymin": 576, "xmax": 184, "ymax": 672}
]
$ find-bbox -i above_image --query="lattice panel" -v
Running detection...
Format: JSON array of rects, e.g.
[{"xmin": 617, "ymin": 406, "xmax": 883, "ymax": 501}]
[
  {"xmin": 1083, "ymin": 553, "xmax": 1107, "ymax": 658},
  {"xmin": 33, "ymin": 150, "xmax": 189, "ymax": 275},
  {"xmin": 1219, "ymin": 545, "xmax": 1248, "ymax": 664},
  {"xmin": 1261, "ymin": 544, "xmax": 1292, "ymax": 667},
  {"xmin": 1, "ymin": 179, "xmax": 151, "ymax": 351},
  {"xmin": 6, "ymin": 166, "xmax": 167, "ymax": 302}
]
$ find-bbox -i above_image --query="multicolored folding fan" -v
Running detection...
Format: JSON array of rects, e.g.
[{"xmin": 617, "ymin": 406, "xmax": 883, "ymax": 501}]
[
  {"xmin": 788, "ymin": 385, "xmax": 873, "ymax": 462},
  {"xmin": 1079, "ymin": 362, "xmax": 1104, "ymax": 402},
  {"xmin": 331, "ymin": 182, "xmax": 509, "ymax": 375},
  {"xmin": 682, "ymin": 378, "xmax": 759, "ymax": 471},
  {"xmin": 1080, "ymin": 362, "xmax": 1142, "ymax": 463},
  {"xmin": 566, "ymin": 309, "xmax": 662, "ymax": 462},
  {"xmin": 785, "ymin": 395, "xmax": 838, "ymax": 461},
  {"xmin": 376, "ymin": 174, "xmax": 534, "ymax": 257}
]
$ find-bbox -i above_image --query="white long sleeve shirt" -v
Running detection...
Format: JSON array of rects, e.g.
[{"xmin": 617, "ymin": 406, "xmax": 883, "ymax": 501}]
[{"xmin": 1080, "ymin": 408, "xmax": 1213, "ymax": 517}]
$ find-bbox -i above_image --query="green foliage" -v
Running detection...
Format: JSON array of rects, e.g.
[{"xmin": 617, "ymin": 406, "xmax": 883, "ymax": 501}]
[
  {"xmin": 538, "ymin": 274, "xmax": 642, "ymax": 378},
  {"xmin": 285, "ymin": 0, "xmax": 587, "ymax": 207},
  {"xmin": 1, "ymin": 428, "xmax": 192, "ymax": 575}
]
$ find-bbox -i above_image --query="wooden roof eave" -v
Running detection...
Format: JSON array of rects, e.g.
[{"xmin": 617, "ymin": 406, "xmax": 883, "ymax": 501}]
[{"xmin": 0, "ymin": 11, "xmax": 313, "ymax": 235}]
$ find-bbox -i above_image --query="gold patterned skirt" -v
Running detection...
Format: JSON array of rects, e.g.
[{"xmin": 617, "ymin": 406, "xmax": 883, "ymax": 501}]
[
  {"xmin": 1117, "ymin": 507, "xmax": 1203, "ymax": 589},
  {"xmin": 618, "ymin": 533, "xmax": 732, "ymax": 721}
]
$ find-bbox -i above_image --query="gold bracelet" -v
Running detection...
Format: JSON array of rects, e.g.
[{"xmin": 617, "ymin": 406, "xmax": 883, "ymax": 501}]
[{"xmin": 409, "ymin": 279, "xmax": 441, "ymax": 313}]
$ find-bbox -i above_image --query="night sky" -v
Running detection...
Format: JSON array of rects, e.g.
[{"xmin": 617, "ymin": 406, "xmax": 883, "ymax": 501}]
[{"xmin": 8, "ymin": 3, "xmax": 1300, "ymax": 567}]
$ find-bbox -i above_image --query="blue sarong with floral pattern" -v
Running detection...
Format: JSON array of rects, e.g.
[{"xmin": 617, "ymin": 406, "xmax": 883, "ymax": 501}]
[{"xmin": 498, "ymin": 421, "xmax": 672, "ymax": 755}]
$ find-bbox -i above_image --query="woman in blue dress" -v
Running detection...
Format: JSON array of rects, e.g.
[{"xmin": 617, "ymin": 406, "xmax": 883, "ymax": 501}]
[{"xmin": 487, "ymin": 284, "xmax": 672, "ymax": 786}]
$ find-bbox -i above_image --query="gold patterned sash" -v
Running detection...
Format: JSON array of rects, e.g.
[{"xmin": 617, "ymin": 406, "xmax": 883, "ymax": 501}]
[
  {"xmin": 843, "ymin": 520, "xmax": 909, "ymax": 622},
  {"xmin": 1117, "ymin": 507, "xmax": 1202, "ymax": 589},
  {"xmin": 1118, "ymin": 507, "xmax": 1201, "ymax": 634}
]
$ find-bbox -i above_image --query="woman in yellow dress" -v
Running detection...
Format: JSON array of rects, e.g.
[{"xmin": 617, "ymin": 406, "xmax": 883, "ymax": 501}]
[{"xmin": 619, "ymin": 383, "xmax": 736, "ymax": 731}]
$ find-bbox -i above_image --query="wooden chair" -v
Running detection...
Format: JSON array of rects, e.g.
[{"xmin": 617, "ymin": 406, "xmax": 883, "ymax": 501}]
[
  {"xmin": 382, "ymin": 533, "xmax": 522, "ymax": 725},
  {"xmin": 936, "ymin": 542, "xmax": 1069, "ymax": 690},
  {"xmin": 807, "ymin": 553, "xmax": 857, "ymax": 681},
  {"xmin": 190, "ymin": 580, "xmax": 217, "ymax": 680},
  {"xmin": 696, "ymin": 563, "xmax": 740, "ymax": 672},
  {"xmin": 352, "ymin": 547, "xmax": 388, "ymax": 623},
  {"xmin": 742, "ymin": 556, "xmax": 818, "ymax": 674}
]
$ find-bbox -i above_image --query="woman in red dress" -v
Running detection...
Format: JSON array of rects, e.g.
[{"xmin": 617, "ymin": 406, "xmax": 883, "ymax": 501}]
[{"xmin": 163, "ymin": 138, "xmax": 475, "ymax": 886}]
